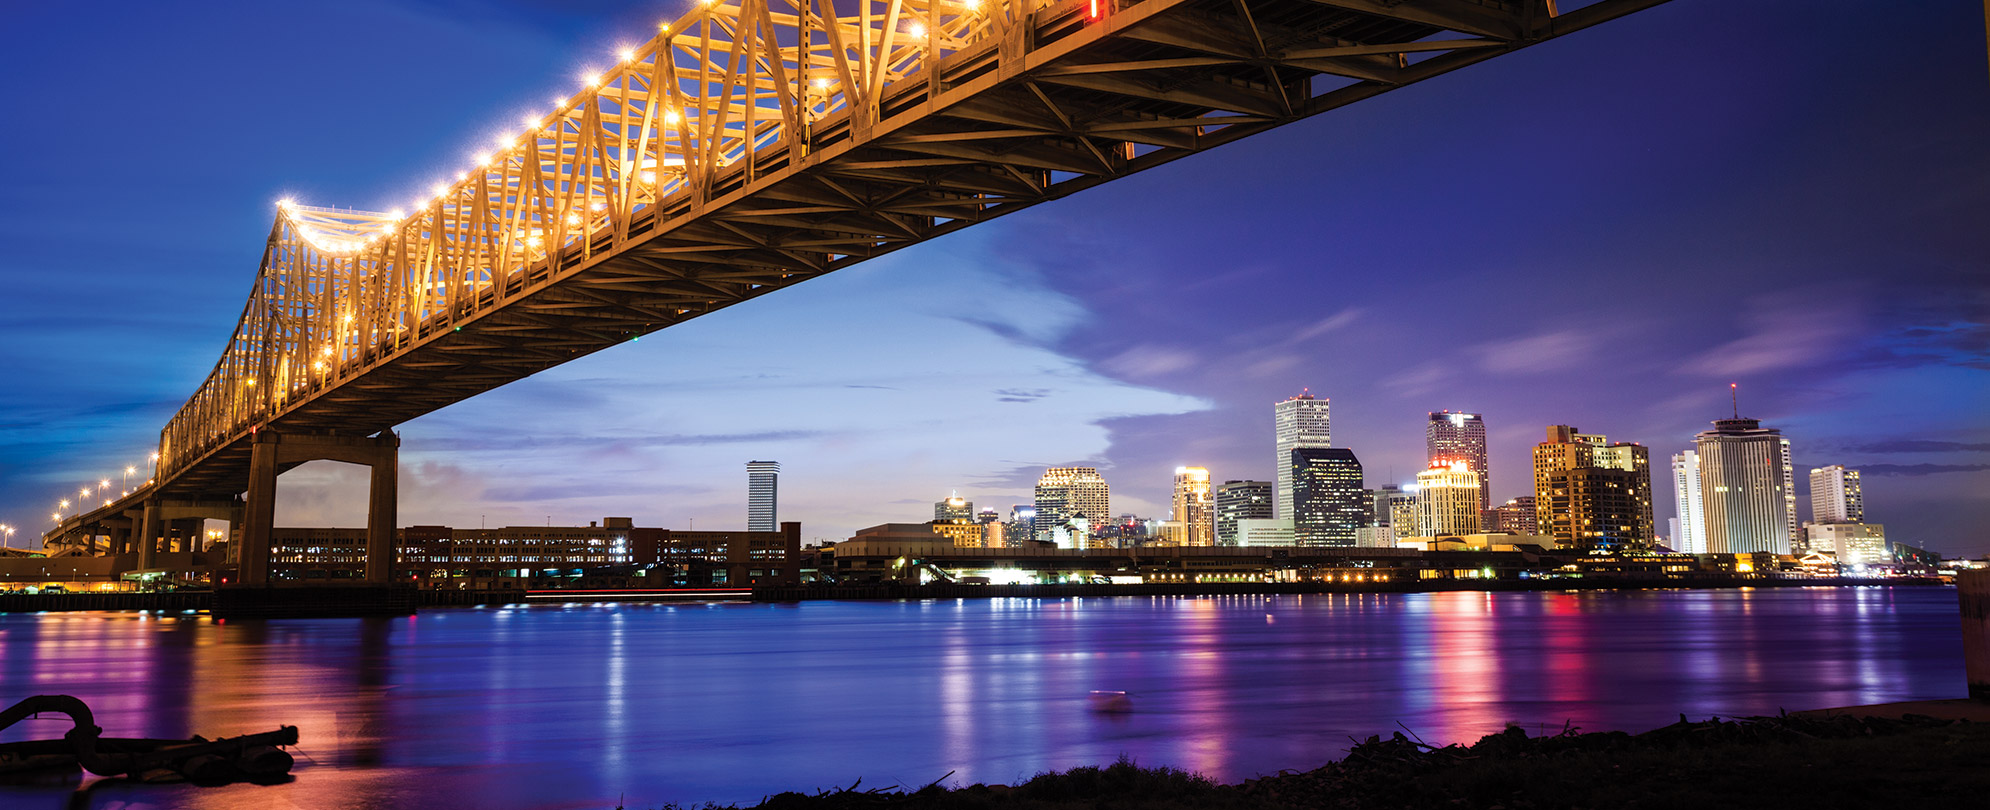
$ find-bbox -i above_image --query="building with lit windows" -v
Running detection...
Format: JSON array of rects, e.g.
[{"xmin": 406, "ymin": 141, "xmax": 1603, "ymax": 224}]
[
  {"xmin": 934, "ymin": 495, "xmax": 974, "ymax": 522},
  {"xmin": 1670, "ymin": 450, "xmax": 1706, "ymax": 553},
  {"xmin": 1488, "ymin": 496, "xmax": 1538, "ymax": 534},
  {"xmin": 1415, "ymin": 462, "xmax": 1482, "ymax": 536},
  {"xmin": 1273, "ymin": 391, "xmax": 1332, "ymax": 519},
  {"xmin": 1694, "ymin": 417, "xmax": 1797, "ymax": 555},
  {"xmin": 1532, "ymin": 425, "xmax": 1655, "ymax": 552},
  {"xmin": 1171, "ymin": 467, "xmax": 1214, "ymax": 546},
  {"xmin": 1805, "ymin": 521, "xmax": 1888, "ymax": 566},
  {"xmin": 747, "ymin": 460, "xmax": 780, "ymax": 531},
  {"xmin": 1215, "ymin": 480, "xmax": 1273, "ymax": 546},
  {"xmin": 1034, "ymin": 467, "xmax": 1109, "ymax": 547},
  {"xmin": 1426, "ymin": 411, "xmax": 1489, "ymax": 512},
  {"xmin": 1809, "ymin": 466, "xmax": 1864, "ymax": 523},
  {"xmin": 271, "ymin": 517, "xmax": 800, "ymax": 589},
  {"xmin": 927, "ymin": 520, "xmax": 984, "ymax": 548},
  {"xmin": 1291, "ymin": 448, "xmax": 1364, "ymax": 547}
]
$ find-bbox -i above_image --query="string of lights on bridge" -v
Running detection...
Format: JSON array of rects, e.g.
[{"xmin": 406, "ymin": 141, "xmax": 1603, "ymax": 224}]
[{"xmin": 273, "ymin": 0, "xmax": 1043, "ymax": 258}]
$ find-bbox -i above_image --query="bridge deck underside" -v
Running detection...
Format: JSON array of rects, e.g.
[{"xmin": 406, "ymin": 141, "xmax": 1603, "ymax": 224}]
[{"xmin": 60, "ymin": 0, "xmax": 1661, "ymax": 539}]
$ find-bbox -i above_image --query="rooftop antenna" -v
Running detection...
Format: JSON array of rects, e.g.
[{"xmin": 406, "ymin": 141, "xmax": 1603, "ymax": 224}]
[{"xmin": 1730, "ymin": 382, "xmax": 1739, "ymax": 419}]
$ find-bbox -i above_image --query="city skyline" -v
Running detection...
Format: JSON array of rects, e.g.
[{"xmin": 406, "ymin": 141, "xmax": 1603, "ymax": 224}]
[{"xmin": 2, "ymin": 0, "xmax": 1986, "ymax": 555}]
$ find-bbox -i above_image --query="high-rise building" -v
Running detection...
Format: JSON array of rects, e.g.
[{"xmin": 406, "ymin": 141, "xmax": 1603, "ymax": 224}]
[
  {"xmin": 1695, "ymin": 416, "xmax": 1796, "ymax": 555},
  {"xmin": 1415, "ymin": 462, "xmax": 1482, "ymax": 536},
  {"xmin": 1171, "ymin": 467, "xmax": 1215, "ymax": 546},
  {"xmin": 1427, "ymin": 411, "xmax": 1489, "ymax": 512},
  {"xmin": 1809, "ymin": 466, "xmax": 1864, "ymax": 523},
  {"xmin": 1034, "ymin": 467, "xmax": 1109, "ymax": 548},
  {"xmin": 1273, "ymin": 391, "xmax": 1332, "ymax": 519},
  {"xmin": 1488, "ymin": 496, "xmax": 1538, "ymax": 534},
  {"xmin": 746, "ymin": 460, "xmax": 779, "ymax": 531},
  {"xmin": 1215, "ymin": 480, "xmax": 1274, "ymax": 546},
  {"xmin": 1292, "ymin": 448, "xmax": 1364, "ymax": 547},
  {"xmin": 1531, "ymin": 426, "xmax": 1654, "ymax": 552},
  {"xmin": 1670, "ymin": 451, "xmax": 1706, "ymax": 554},
  {"xmin": 934, "ymin": 495, "xmax": 974, "ymax": 522}
]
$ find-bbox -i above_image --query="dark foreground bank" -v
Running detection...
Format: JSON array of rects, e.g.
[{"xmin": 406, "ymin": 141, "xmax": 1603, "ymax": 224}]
[{"xmin": 694, "ymin": 713, "xmax": 1988, "ymax": 810}]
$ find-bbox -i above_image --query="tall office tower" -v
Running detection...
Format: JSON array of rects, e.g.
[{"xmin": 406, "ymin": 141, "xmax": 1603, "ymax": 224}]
[
  {"xmin": 976, "ymin": 509, "xmax": 1000, "ymax": 525},
  {"xmin": 1171, "ymin": 467, "xmax": 1215, "ymax": 546},
  {"xmin": 1274, "ymin": 391, "xmax": 1333, "ymax": 519},
  {"xmin": 1426, "ymin": 411, "xmax": 1490, "ymax": 512},
  {"xmin": 1489, "ymin": 496, "xmax": 1538, "ymax": 534},
  {"xmin": 934, "ymin": 495, "xmax": 974, "ymax": 522},
  {"xmin": 1291, "ymin": 448, "xmax": 1364, "ymax": 547},
  {"xmin": 1531, "ymin": 425, "xmax": 1655, "ymax": 551},
  {"xmin": 1695, "ymin": 416, "xmax": 1796, "ymax": 555},
  {"xmin": 1034, "ymin": 467, "xmax": 1110, "ymax": 547},
  {"xmin": 746, "ymin": 461, "xmax": 780, "ymax": 531},
  {"xmin": 1215, "ymin": 480, "xmax": 1274, "ymax": 546},
  {"xmin": 1670, "ymin": 451, "xmax": 1706, "ymax": 553},
  {"xmin": 1389, "ymin": 493, "xmax": 1421, "ymax": 542},
  {"xmin": 1415, "ymin": 462, "xmax": 1482, "ymax": 536},
  {"xmin": 1809, "ymin": 465, "xmax": 1864, "ymax": 523}
]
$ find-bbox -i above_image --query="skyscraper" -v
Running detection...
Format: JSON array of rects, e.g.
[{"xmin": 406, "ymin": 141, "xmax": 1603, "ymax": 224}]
[
  {"xmin": 1670, "ymin": 450, "xmax": 1706, "ymax": 553},
  {"xmin": 1809, "ymin": 465, "xmax": 1864, "ymax": 523},
  {"xmin": 1426, "ymin": 411, "xmax": 1489, "ymax": 512},
  {"xmin": 934, "ymin": 495, "xmax": 974, "ymax": 522},
  {"xmin": 746, "ymin": 460, "xmax": 779, "ymax": 531},
  {"xmin": 1273, "ymin": 391, "xmax": 1332, "ymax": 519},
  {"xmin": 1415, "ymin": 462, "xmax": 1482, "ymax": 536},
  {"xmin": 1292, "ymin": 448, "xmax": 1364, "ymax": 547},
  {"xmin": 1171, "ymin": 467, "xmax": 1215, "ymax": 546},
  {"xmin": 1215, "ymin": 480, "xmax": 1273, "ymax": 546},
  {"xmin": 1034, "ymin": 467, "xmax": 1110, "ymax": 548},
  {"xmin": 1695, "ymin": 416, "xmax": 1796, "ymax": 555},
  {"xmin": 1532, "ymin": 425, "xmax": 1654, "ymax": 552}
]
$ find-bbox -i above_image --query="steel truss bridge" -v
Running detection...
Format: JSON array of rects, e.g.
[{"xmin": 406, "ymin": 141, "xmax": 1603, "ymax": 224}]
[{"xmin": 46, "ymin": 0, "xmax": 1666, "ymax": 578}]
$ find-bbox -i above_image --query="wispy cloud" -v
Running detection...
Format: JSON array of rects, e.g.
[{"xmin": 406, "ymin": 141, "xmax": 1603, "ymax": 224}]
[
  {"xmin": 1476, "ymin": 330, "xmax": 1598, "ymax": 374},
  {"xmin": 1681, "ymin": 296, "xmax": 1863, "ymax": 377},
  {"xmin": 1859, "ymin": 463, "xmax": 1990, "ymax": 476}
]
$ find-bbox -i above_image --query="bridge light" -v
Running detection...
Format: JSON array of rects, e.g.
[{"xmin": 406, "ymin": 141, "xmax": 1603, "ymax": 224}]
[
  {"xmin": 664, "ymin": 109, "xmax": 681, "ymax": 125},
  {"xmin": 908, "ymin": 23, "xmax": 926, "ymax": 39},
  {"xmin": 641, "ymin": 171, "xmax": 657, "ymax": 184},
  {"xmin": 278, "ymin": 197, "xmax": 296, "ymax": 209},
  {"xmin": 1091, "ymin": 0, "xmax": 1101, "ymax": 19},
  {"xmin": 619, "ymin": 47, "xmax": 636, "ymax": 62},
  {"xmin": 389, "ymin": 209, "xmax": 406, "ymax": 221},
  {"xmin": 965, "ymin": 0, "xmax": 979, "ymax": 9},
  {"xmin": 813, "ymin": 78, "xmax": 829, "ymax": 90},
  {"xmin": 584, "ymin": 72, "xmax": 602, "ymax": 87},
  {"xmin": 431, "ymin": 183, "xmax": 448, "ymax": 197}
]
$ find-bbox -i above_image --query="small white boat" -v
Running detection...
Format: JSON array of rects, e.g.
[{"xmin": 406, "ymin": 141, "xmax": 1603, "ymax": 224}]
[{"xmin": 1087, "ymin": 690, "xmax": 1133, "ymax": 713}]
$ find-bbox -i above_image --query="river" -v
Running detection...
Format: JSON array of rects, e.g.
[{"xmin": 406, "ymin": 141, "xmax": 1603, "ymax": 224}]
[{"xmin": 0, "ymin": 586, "xmax": 1964, "ymax": 809}]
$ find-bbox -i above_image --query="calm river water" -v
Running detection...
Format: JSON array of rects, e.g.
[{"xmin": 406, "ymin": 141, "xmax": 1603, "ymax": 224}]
[{"xmin": 0, "ymin": 587, "xmax": 1965, "ymax": 809}]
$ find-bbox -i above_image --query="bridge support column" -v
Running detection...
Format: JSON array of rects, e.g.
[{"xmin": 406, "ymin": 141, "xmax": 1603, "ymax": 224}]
[
  {"xmin": 138, "ymin": 500, "xmax": 161, "ymax": 570},
  {"xmin": 366, "ymin": 453, "xmax": 398, "ymax": 584},
  {"xmin": 239, "ymin": 429, "xmax": 400, "ymax": 587}
]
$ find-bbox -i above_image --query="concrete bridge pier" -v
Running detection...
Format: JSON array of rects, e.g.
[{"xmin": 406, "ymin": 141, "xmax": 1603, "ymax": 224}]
[
  {"xmin": 239, "ymin": 429, "xmax": 399, "ymax": 586},
  {"xmin": 137, "ymin": 500, "xmax": 162, "ymax": 570}
]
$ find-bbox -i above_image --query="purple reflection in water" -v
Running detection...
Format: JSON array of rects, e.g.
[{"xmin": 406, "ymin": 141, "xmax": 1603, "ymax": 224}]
[{"xmin": 0, "ymin": 587, "xmax": 1963, "ymax": 809}]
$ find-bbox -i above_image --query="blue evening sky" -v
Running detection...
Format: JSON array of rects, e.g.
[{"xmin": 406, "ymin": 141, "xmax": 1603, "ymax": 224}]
[{"xmin": 0, "ymin": 1, "xmax": 1985, "ymax": 552}]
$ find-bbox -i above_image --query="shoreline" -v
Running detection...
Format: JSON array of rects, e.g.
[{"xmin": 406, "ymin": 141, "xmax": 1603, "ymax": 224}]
[{"xmin": 0, "ymin": 576, "xmax": 1950, "ymax": 613}]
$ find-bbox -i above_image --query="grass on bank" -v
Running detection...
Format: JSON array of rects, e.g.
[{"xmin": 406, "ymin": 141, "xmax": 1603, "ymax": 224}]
[{"xmin": 652, "ymin": 713, "xmax": 1990, "ymax": 810}]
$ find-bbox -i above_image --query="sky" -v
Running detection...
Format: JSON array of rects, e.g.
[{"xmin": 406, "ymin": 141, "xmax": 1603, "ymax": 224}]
[{"xmin": 0, "ymin": 0, "xmax": 1985, "ymax": 553}]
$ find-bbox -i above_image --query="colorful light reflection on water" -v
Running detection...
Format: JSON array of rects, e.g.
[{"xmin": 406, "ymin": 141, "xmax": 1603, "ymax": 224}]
[{"xmin": 0, "ymin": 587, "xmax": 1962, "ymax": 809}]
